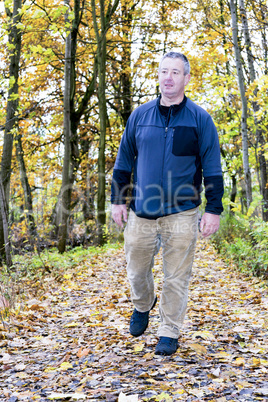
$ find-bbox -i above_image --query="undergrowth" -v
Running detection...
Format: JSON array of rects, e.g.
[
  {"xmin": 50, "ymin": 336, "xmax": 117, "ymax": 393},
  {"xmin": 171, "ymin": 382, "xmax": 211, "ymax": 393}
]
[{"xmin": 212, "ymin": 213, "xmax": 268, "ymax": 280}]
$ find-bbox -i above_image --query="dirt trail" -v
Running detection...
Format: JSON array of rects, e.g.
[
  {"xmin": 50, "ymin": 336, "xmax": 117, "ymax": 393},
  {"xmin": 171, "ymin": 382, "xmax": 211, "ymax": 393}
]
[{"xmin": 0, "ymin": 238, "xmax": 268, "ymax": 401}]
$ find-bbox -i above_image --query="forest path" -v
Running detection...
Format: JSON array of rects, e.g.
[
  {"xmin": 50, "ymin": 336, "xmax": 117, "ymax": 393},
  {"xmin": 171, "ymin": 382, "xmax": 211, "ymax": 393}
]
[{"xmin": 1, "ymin": 238, "xmax": 268, "ymax": 401}]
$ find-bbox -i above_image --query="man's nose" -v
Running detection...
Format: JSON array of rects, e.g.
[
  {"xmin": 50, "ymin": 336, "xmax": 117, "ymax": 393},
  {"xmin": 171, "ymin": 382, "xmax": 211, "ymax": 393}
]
[{"xmin": 166, "ymin": 71, "xmax": 172, "ymax": 79}]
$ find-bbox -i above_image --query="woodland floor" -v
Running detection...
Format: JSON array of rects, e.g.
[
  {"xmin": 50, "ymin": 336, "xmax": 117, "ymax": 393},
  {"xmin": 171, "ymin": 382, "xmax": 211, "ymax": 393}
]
[{"xmin": 0, "ymin": 237, "xmax": 268, "ymax": 402}]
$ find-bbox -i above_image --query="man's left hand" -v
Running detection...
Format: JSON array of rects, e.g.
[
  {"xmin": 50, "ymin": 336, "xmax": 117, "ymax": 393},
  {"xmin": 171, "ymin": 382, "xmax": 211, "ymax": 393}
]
[{"xmin": 200, "ymin": 212, "xmax": 220, "ymax": 238}]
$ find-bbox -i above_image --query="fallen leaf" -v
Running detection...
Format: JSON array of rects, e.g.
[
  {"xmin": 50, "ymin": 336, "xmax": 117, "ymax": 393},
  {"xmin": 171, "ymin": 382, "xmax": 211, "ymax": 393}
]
[
  {"xmin": 29, "ymin": 304, "xmax": 45, "ymax": 311},
  {"xmin": 1, "ymin": 353, "xmax": 12, "ymax": 363},
  {"xmin": 214, "ymin": 351, "xmax": 232, "ymax": 362},
  {"xmin": 234, "ymin": 357, "xmax": 245, "ymax": 366},
  {"xmin": 189, "ymin": 389, "xmax": 204, "ymax": 397},
  {"xmin": 44, "ymin": 367, "xmax": 58, "ymax": 373},
  {"xmin": 11, "ymin": 391, "xmax": 34, "ymax": 398},
  {"xmin": 192, "ymin": 330, "xmax": 215, "ymax": 341},
  {"xmin": 118, "ymin": 392, "xmax": 139, "ymax": 401},
  {"xmin": 39, "ymin": 337, "xmax": 58, "ymax": 346},
  {"xmin": 188, "ymin": 343, "xmax": 207, "ymax": 355},
  {"xmin": 15, "ymin": 363, "xmax": 26, "ymax": 371},
  {"xmin": 59, "ymin": 362, "xmax": 73, "ymax": 370},
  {"xmin": 211, "ymin": 367, "xmax": 221, "ymax": 377},
  {"xmin": 16, "ymin": 372, "xmax": 28, "ymax": 379},
  {"xmin": 236, "ymin": 380, "xmax": 252, "ymax": 389},
  {"xmin": 143, "ymin": 352, "xmax": 154, "ymax": 360},
  {"xmin": 155, "ymin": 392, "xmax": 173, "ymax": 401},
  {"xmin": 77, "ymin": 347, "xmax": 91, "ymax": 358},
  {"xmin": 173, "ymin": 389, "xmax": 185, "ymax": 395},
  {"xmin": 233, "ymin": 325, "xmax": 248, "ymax": 333},
  {"xmin": 146, "ymin": 378, "xmax": 158, "ymax": 383},
  {"xmin": 134, "ymin": 341, "xmax": 144, "ymax": 353},
  {"xmin": 252, "ymin": 357, "xmax": 261, "ymax": 367},
  {"xmin": 48, "ymin": 392, "xmax": 86, "ymax": 400},
  {"xmin": 63, "ymin": 322, "xmax": 80, "ymax": 328},
  {"xmin": 95, "ymin": 343, "xmax": 104, "ymax": 351},
  {"xmin": 254, "ymin": 388, "xmax": 268, "ymax": 397}
]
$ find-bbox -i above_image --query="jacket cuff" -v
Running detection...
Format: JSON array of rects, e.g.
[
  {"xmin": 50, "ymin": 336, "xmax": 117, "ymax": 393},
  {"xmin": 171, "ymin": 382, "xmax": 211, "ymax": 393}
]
[
  {"xmin": 204, "ymin": 175, "xmax": 224, "ymax": 215},
  {"xmin": 111, "ymin": 169, "xmax": 132, "ymax": 204}
]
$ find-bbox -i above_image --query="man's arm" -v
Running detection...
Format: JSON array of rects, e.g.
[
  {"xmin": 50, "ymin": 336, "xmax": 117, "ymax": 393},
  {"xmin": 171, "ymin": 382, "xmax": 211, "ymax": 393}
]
[
  {"xmin": 111, "ymin": 113, "xmax": 137, "ymax": 226},
  {"xmin": 197, "ymin": 114, "xmax": 223, "ymax": 237}
]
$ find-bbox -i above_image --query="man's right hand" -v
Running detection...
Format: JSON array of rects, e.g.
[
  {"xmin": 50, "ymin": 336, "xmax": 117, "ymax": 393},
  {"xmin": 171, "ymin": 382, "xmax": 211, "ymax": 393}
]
[{"xmin": 112, "ymin": 204, "xmax": 128, "ymax": 228}]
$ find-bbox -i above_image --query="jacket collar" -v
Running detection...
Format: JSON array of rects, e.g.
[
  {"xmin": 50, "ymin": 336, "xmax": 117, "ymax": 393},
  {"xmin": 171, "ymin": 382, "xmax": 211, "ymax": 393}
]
[{"xmin": 157, "ymin": 95, "xmax": 187, "ymax": 117}]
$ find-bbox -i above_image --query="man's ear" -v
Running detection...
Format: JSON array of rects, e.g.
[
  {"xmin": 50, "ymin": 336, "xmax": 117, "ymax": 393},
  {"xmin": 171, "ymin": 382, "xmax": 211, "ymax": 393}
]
[{"xmin": 185, "ymin": 74, "xmax": 191, "ymax": 86}]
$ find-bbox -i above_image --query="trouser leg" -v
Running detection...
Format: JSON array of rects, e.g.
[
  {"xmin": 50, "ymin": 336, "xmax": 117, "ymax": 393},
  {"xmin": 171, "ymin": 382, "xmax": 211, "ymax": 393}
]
[
  {"xmin": 157, "ymin": 208, "xmax": 198, "ymax": 338},
  {"xmin": 124, "ymin": 210, "xmax": 160, "ymax": 312}
]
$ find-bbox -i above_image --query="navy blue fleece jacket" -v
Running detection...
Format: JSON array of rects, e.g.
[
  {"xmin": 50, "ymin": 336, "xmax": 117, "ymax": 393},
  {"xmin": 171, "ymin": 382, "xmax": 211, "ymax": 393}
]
[{"xmin": 111, "ymin": 96, "xmax": 224, "ymax": 219}]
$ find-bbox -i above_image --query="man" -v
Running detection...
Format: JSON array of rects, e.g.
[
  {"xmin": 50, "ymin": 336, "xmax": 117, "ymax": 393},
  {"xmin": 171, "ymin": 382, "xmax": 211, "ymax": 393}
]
[{"xmin": 111, "ymin": 51, "xmax": 224, "ymax": 356}]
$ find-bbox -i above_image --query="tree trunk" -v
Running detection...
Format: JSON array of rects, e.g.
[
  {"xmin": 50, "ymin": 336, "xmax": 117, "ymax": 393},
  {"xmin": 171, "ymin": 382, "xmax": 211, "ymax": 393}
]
[
  {"xmin": 239, "ymin": 0, "xmax": 268, "ymax": 221},
  {"xmin": 121, "ymin": 1, "xmax": 133, "ymax": 126},
  {"xmin": 52, "ymin": 1, "xmax": 96, "ymax": 245},
  {"xmin": 96, "ymin": 0, "xmax": 108, "ymax": 245},
  {"xmin": 0, "ymin": 0, "xmax": 22, "ymax": 267},
  {"xmin": 92, "ymin": 0, "xmax": 120, "ymax": 245},
  {"xmin": 251, "ymin": 0, "xmax": 268, "ymax": 75},
  {"xmin": 230, "ymin": 0, "xmax": 252, "ymax": 209},
  {"xmin": 0, "ymin": 182, "xmax": 12, "ymax": 268},
  {"xmin": 15, "ymin": 133, "xmax": 37, "ymax": 237},
  {"xmin": 230, "ymin": 174, "xmax": 237, "ymax": 213},
  {"xmin": 80, "ymin": 136, "xmax": 95, "ymax": 239},
  {"xmin": 58, "ymin": 0, "xmax": 72, "ymax": 253}
]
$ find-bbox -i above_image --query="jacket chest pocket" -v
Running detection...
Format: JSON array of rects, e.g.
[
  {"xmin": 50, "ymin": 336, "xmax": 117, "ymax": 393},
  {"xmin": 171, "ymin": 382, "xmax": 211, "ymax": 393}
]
[{"xmin": 172, "ymin": 126, "xmax": 199, "ymax": 156}]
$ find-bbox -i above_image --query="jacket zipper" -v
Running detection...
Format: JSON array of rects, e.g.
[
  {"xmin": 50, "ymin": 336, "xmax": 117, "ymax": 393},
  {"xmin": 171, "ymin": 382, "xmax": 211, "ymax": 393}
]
[
  {"xmin": 161, "ymin": 106, "xmax": 173, "ymax": 213},
  {"xmin": 160, "ymin": 127, "xmax": 168, "ymax": 213}
]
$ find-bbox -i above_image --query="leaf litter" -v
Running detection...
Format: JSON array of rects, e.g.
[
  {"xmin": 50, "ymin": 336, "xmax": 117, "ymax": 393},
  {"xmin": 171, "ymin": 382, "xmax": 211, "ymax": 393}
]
[{"xmin": 0, "ymin": 238, "xmax": 268, "ymax": 401}]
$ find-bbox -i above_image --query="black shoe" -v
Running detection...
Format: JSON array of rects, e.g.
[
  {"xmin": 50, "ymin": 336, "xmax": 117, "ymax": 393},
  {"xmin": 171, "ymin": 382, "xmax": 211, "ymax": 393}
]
[
  {"xmin": 155, "ymin": 336, "xmax": 178, "ymax": 356},
  {"xmin": 129, "ymin": 296, "xmax": 157, "ymax": 337}
]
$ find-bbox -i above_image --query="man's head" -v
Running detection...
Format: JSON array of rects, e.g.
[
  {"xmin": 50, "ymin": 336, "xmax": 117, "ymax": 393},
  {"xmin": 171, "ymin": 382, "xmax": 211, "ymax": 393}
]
[
  {"xmin": 158, "ymin": 51, "xmax": 191, "ymax": 106},
  {"xmin": 159, "ymin": 51, "xmax": 190, "ymax": 75}
]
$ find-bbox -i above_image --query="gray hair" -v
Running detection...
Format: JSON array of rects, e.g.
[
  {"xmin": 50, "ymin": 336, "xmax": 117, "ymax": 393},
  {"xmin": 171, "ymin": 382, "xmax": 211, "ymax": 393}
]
[{"xmin": 159, "ymin": 51, "xmax": 190, "ymax": 75}]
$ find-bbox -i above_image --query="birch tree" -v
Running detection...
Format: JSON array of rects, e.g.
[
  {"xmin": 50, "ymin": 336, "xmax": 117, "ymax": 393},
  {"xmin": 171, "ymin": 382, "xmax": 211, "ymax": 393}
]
[
  {"xmin": 230, "ymin": 0, "xmax": 252, "ymax": 209},
  {"xmin": 239, "ymin": 0, "xmax": 268, "ymax": 220}
]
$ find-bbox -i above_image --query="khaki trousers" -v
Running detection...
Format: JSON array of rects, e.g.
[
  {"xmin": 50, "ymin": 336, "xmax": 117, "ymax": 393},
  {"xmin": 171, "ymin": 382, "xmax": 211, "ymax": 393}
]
[{"xmin": 124, "ymin": 208, "xmax": 198, "ymax": 338}]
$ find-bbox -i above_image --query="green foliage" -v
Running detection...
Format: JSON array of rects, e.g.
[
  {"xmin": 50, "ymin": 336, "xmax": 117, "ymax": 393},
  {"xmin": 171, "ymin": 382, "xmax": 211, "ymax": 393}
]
[
  {"xmin": 212, "ymin": 213, "xmax": 268, "ymax": 279},
  {"xmin": 11, "ymin": 241, "xmax": 123, "ymax": 279}
]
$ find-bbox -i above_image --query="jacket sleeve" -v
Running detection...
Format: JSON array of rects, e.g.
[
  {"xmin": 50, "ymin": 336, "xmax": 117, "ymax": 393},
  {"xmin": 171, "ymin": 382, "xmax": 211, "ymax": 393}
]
[
  {"xmin": 111, "ymin": 114, "xmax": 137, "ymax": 204},
  {"xmin": 198, "ymin": 114, "xmax": 224, "ymax": 215}
]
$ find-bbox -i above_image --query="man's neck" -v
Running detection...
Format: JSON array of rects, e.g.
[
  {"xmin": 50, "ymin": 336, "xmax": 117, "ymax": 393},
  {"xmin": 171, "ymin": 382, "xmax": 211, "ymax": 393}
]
[{"xmin": 160, "ymin": 94, "xmax": 184, "ymax": 107}]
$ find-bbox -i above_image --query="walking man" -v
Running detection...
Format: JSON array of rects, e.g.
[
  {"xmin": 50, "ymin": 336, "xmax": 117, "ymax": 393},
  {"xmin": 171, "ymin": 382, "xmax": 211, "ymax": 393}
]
[{"xmin": 111, "ymin": 51, "xmax": 224, "ymax": 356}]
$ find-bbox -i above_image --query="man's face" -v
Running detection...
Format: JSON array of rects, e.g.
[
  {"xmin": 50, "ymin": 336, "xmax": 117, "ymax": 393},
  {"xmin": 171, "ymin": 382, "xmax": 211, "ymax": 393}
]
[{"xmin": 158, "ymin": 57, "xmax": 190, "ymax": 101}]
